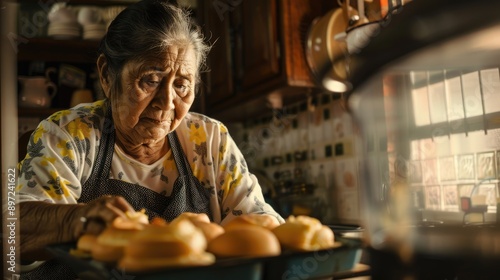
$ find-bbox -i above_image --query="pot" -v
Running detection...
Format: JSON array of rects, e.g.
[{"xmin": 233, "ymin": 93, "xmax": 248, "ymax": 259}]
[{"xmin": 305, "ymin": 4, "xmax": 358, "ymax": 92}]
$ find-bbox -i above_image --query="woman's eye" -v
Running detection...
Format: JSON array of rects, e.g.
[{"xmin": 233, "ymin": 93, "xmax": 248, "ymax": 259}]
[
  {"xmin": 174, "ymin": 81, "xmax": 191, "ymax": 97},
  {"xmin": 140, "ymin": 75, "xmax": 161, "ymax": 92}
]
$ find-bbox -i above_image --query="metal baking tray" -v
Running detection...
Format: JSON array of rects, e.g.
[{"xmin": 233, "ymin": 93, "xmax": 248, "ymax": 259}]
[
  {"xmin": 46, "ymin": 226, "xmax": 363, "ymax": 280},
  {"xmin": 261, "ymin": 234, "xmax": 363, "ymax": 280},
  {"xmin": 46, "ymin": 243, "xmax": 263, "ymax": 280}
]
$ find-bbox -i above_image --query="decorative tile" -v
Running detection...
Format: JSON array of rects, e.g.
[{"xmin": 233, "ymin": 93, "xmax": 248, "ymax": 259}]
[
  {"xmin": 439, "ymin": 156, "xmax": 456, "ymax": 181},
  {"xmin": 477, "ymin": 151, "xmax": 496, "ymax": 180},
  {"xmin": 457, "ymin": 154, "xmax": 475, "ymax": 180},
  {"xmin": 425, "ymin": 185, "xmax": 441, "ymax": 210}
]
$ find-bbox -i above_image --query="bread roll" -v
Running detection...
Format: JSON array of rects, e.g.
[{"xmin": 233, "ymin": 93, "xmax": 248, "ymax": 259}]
[
  {"xmin": 207, "ymin": 225, "xmax": 281, "ymax": 258},
  {"xmin": 71, "ymin": 234, "xmax": 97, "ymax": 258},
  {"xmin": 91, "ymin": 226, "xmax": 140, "ymax": 263},
  {"xmin": 173, "ymin": 212, "xmax": 211, "ymax": 224},
  {"xmin": 223, "ymin": 213, "xmax": 280, "ymax": 230},
  {"xmin": 150, "ymin": 217, "xmax": 168, "ymax": 226},
  {"xmin": 168, "ymin": 217, "xmax": 208, "ymax": 252},
  {"xmin": 171, "ymin": 212, "xmax": 224, "ymax": 242},
  {"xmin": 272, "ymin": 215, "xmax": 335, "ymax": 251},
  {"xmin": 119, "ymin": 252, "xmax": 215, "ymax": 272},
  {"xmin": 90, "ymin": 209, "xmax": 149, "ymax": 262},
  {"xmin": 91, "ymin": 241, "xmax": 124, "ymax": 263},
  {"xmin": 76, "ymin": 234, "xmax": 97, "ymax": 253},
  {"xmin": 192, "ymin": 221, "xmax": 225, "ymax": 242},
  {"xmin": 118, "ymin": 218, "xmax": 215, "ymax": 272},
  {"xmin": 112, "ymin": 209, "xmax": 149, "ymax": 230}
]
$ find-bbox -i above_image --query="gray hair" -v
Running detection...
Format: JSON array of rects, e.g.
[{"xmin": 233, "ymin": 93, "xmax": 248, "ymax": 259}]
[{"xmin": 98, "ymin": 0, "xmax": 210, "ymax": 88}]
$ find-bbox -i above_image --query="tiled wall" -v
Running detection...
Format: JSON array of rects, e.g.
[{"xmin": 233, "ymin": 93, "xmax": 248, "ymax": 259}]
[{"xmin": 234, "ymin": 93, "xmax": 364, "ymax": 225}]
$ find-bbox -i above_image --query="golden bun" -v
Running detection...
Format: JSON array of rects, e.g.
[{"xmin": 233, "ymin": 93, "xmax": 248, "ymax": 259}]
[
  {"xmin": 272, "ymin": 215, "xmax": 335, "ymax": 251},
  {"xmin": 171, "ymin": 212, "xmax": 224, "ymax": 242},
  {"xmin": 76, "ymin": 234, "xmax": 97, "ymax": 253},
  {"xmin": 119, "ymin": 252, "xmax": 215, "ymax": 272},
  {"xmin": 173, "ymin": 212, "xmax": 211, "ymax": 224},
  {"xmin": 91, "ymin": 226, "xmax": 140, "ymax": 263},
  {"xmin": 91, "ymin": 241, "xmax": 124, "ymax": 263},
  {"xmin": 112, "ymin": 209, "xmax": 149, "ymax": 230},
  {"xmin": 70, "ymin": 234, "xmax": 97, "ymax": 258},
  {"xmin": 192, "ymin": 221, "xmax": 225, "ymax": 242},
  {"xmin": 150, "ymin": 217, "xmax": 168, "ymax": 226},
  {"xmin": 223, "ymin": 214, "xmax": 280, "ymax": 230},
  {"xmin": 207, "ymin": 225, "xmax": 281, "ymax": 258},
  {"xmin": 118, "ymin": 218, "xmax": 215, "ymax": 271}
]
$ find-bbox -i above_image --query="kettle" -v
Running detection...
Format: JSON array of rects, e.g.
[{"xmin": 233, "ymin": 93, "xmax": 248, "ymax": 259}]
[{"xmin": 18, "ymin": 68, "xmax": 57, "ymax": 108}]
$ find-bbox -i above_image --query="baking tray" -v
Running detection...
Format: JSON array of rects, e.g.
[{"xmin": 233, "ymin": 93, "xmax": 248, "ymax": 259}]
[
  {"xmin": 46, "ymin": 226, "xmax": 363, "ymax": 280},
  {"xmin": 261, "ymin": 235, "xmax": 363, "ymax": 280},
  {"xmin": 46, "ymin": 243, "xmax": 263, "ymax": 280}
]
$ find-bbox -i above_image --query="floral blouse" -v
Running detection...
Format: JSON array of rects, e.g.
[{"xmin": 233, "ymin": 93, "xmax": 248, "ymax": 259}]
[{"xmin": 17, "ymin": 100, "xmax": 283, "ymax": 225}]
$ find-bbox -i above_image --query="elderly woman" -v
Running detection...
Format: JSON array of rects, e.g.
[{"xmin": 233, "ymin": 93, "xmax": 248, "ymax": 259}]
[{"xmin": 17, "ymin": 0, "xmax": 283, "ymax": 278}]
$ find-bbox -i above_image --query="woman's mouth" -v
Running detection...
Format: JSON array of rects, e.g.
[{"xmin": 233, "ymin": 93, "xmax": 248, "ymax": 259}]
[{"xmin": 142, "ymin": 117, "xmax": 172, "ymax": 125}]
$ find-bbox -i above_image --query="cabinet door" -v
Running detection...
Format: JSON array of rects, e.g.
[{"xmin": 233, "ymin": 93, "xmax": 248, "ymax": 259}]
[
  {"xmin": 202, "ymin": 1, "xmax": 234, "ymax": 107},
  {"xmin": 239, "ymin": 0, "xmax": 280, "ymax": 89}
]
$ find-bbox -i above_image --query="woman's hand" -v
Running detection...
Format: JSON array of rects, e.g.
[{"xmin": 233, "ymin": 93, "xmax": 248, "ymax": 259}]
[
  {"xmin": 70, "ymin": 195, "xmax": 135, "ymax": 238},
  {"xmin": 19, "ymin": 196, "xmax": 135, "ymax": 261}
]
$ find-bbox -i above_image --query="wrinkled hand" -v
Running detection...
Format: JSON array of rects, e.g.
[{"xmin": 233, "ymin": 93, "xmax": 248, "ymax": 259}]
[{"xmin": 71, "ymin": 195, "xmax": 135, "ymax": 238}]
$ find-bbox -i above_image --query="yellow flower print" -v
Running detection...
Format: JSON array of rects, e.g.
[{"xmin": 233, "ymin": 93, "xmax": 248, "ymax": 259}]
[
  {"xmin": 220, "ymin": 163, "xmax": 227, "ymax": 172},
  {"xmin": 219, "ymin": 142, "xmax": 227, "ymax": 163},
  {"xmin": 162, "ymin": 155, "xmax": 176, "ymax": 171},
  {"xmin": 67, "ymin": 119, "xmax": 91, "ymax": 140},
  {"xmin": 49, "ymin": 110, "xmax": 71, "ymax": 122},
  {"xmin": 190, "ymin": 162, "xmax": 205, "ymax": 182},
  {"xmin": 44, "ymin": 171, "xmax": 71, "ymax": 200},
  {"xmin": 220, "ymin": 124, "xmax": 228, "ymax": 134},
  {"xmin": 32, "ymin": 126, "xmax": 48, "ymax": 144},
  {"xmin": 221, "ymin": 166, "xmax": 242, "ymax": 198},
  {"xmin": 83, "ymin": 100, "xmax": 102, "ymax": 110},
  {"xmin": 57, "ymin": 140, "xmax": 75, "ymax": 160},
  {"xmin": 41, "ymin": 157, "xmax": 57, "ymax": 167},
  {"xmin": 189, "ymin": 123, "xmax": 207, "ymax": 145}
]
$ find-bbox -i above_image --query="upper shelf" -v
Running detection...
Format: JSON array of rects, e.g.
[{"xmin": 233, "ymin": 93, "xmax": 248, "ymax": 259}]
[
  {"xmin": 17, "ymin": 37, "xmax": 100, "ymax": 64},
  {"xmin": 16, "ymin": 0, "xmax": 138, "ymax": 5}
]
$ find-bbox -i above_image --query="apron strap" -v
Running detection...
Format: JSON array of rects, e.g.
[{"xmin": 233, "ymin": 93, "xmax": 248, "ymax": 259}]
[
  {"xmin": 89, "ymin": 103, "xmax": 115, "ymax": 180},
  {"xmin": 167, "ymin": 132, "xmax": 194, "ymax": 178}
]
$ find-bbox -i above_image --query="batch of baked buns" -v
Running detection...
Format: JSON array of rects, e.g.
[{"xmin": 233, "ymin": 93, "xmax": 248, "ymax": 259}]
[{"xmin": 73, "ymin": 210, "xmax": 338, "ymax": 272}]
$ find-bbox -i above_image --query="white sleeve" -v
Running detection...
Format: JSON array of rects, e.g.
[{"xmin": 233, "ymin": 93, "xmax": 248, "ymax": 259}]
[{"xmin": 16, "ymin": 119, "xmax": 94, "ymax": 204}]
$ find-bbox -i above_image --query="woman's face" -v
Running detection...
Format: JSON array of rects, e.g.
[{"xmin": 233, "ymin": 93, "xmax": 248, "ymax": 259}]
[{"xmin": 109, "ymin": 45, "xmax": 197, "ymax": 146}]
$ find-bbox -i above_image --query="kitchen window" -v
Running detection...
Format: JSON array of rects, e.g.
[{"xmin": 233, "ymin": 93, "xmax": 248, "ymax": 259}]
[{"xmin": 405, "ymin": 68, "xmax": 500, "ymax": 216}]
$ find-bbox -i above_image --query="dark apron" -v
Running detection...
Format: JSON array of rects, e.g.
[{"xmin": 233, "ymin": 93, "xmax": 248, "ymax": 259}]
[{"xmin": 22, "ymin": 110, "xmax": 212, "ymax": 279}]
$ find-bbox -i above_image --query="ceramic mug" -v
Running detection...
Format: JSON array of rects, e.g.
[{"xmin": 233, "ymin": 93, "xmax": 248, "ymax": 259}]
[{"xmin": 18, "ymin": 76, "xmax": 57, "ymax": 108}]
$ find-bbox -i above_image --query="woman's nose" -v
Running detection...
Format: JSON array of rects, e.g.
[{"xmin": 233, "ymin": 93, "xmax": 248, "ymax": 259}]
[{"xmin": 152, "ymin": 83, "xmax": 175, "ymax": 111}]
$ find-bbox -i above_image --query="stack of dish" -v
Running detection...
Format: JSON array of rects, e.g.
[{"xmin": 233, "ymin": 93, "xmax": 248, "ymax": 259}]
[
  {"xmin": 47, "ymin": 22, "xmax": 81, "ymax": 39},
  {"xmin": 77, "ymin": 6, "xmax": 106, "ymax": 40},
  {"xmin": 82, "ymin": 23, "xmax": 106, "ymax": 40}
]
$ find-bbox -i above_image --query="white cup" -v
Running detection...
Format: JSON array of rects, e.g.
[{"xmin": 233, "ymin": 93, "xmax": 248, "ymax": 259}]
[
  {"xmin": 48, "ymin": 5, "xmax": 77, "ymax": 23},
  {"xmin": 78, "ymin": 6, "xmax": 103, "ymax": 25}
]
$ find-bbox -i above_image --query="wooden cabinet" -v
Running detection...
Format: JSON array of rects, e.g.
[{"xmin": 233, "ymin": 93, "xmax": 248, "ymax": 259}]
[
  {"xmin": 199, "ymin": 0, "xmax": 335, "ymax": 122},
  {"xmin": 238, "ymin": 0, "xmax": 280, "ymax": 89},
  {"xmin": 198, "ymin": 0, "xmax": 234, "ymax": 108}
]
